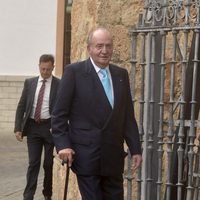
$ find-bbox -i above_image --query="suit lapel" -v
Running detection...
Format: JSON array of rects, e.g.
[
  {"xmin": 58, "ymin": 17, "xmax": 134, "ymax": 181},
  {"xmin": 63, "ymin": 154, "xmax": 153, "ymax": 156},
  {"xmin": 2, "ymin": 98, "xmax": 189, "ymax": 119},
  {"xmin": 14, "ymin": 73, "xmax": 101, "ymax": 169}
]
[
  {"xmin": 109, "ymin": 65, "xmax": 122, "ymax": 110},
  {"xmin": 84, "ymin": 59, "xmax": 112, "ymax": 108},
  {"xmin": 101, "ymin": 65, "xmax": 125, "ymax": 129},
  {"xmin": 30, "ymin": 77, "xmax": 38, "ymax": 103},
  {"xmin": 26, "ymin": 77, "xmax": 38, "ymax": 117},
  {"xmin": 49, "ymin": 76, "xmax": 56, "ymax": 106}
]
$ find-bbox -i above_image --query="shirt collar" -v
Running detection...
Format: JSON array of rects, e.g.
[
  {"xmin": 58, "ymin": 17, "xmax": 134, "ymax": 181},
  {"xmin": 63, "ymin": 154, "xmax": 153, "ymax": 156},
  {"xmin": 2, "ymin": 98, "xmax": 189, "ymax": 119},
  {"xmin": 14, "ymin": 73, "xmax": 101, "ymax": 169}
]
[
  {"xmin": 38, "ymin": 75, "xmax": 52, "ymax": 82},
  {"xmin": 90, "ymin": 57, "xmax": 109, "ymax": 73}
]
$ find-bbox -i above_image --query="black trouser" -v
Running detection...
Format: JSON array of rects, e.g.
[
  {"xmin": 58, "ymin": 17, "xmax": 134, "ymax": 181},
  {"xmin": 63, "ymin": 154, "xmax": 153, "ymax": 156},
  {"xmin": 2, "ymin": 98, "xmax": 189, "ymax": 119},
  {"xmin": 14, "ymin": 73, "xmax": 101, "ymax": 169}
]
[
  {"xmin": 76, "ymin": 174, "xmax": 124, "ymax": 200},
  {"xmin": 23, "ymin": 119, "xmax": 54, "ymax": 200}
]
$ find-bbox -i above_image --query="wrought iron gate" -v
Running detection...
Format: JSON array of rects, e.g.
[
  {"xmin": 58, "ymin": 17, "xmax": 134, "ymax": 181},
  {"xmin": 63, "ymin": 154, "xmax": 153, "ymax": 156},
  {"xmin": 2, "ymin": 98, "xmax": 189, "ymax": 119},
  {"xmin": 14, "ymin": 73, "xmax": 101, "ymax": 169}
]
[{"xmin": 126, "ymin": 1, "xmax": 200, "ymax": 200}]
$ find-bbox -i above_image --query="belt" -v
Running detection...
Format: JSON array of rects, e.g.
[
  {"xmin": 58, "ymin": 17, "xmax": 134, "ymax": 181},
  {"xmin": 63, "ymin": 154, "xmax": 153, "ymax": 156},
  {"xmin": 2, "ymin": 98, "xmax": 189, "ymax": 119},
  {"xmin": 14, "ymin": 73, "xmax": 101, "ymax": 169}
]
[{"xmin": 29, "ymin": 118, "xmax": 51, "ymax": 124}]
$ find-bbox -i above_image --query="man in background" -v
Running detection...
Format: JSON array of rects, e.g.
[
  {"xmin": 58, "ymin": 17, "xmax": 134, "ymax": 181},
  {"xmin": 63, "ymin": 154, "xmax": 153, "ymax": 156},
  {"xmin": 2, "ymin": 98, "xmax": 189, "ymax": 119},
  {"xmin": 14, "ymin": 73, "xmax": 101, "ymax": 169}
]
[
  {"xmin": 14, "ymin": 54, "xmax": 60, "ymax": 200},
  {"xmin": 52, "ymin": 28, "xmax": 142, "ymax": 200}
]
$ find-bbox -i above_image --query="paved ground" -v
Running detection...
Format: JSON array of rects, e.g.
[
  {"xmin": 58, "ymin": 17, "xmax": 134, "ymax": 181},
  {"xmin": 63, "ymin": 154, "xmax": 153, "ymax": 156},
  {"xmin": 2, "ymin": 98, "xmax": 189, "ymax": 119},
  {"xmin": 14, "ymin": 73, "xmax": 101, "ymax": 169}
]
[{"xmin": 0, "ymin": 132, "xmax": 44, "ymax": 200}]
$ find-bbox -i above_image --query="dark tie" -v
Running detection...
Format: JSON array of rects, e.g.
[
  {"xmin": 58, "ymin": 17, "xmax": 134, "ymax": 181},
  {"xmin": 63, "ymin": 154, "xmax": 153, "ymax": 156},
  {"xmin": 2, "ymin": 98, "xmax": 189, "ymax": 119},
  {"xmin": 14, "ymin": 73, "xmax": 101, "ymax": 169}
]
[
  {"xmin": 99, "ymin": 69, "xmax": 113, "ymax": 107},
  {"xmin": 34, "ymin": 79, "xmax": 46, "ymax": 122}
]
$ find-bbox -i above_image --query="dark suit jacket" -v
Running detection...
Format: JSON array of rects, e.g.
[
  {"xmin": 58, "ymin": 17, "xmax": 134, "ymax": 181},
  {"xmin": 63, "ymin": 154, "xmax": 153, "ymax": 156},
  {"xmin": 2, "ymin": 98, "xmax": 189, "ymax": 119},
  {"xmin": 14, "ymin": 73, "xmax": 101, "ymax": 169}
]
[
  {"xmin": 14, "ymin": 76, "xmax": 60, "ymax": 136},
  {"xmin": 52, "ymin": 59, "xmax": 141, "ymax": 176}
]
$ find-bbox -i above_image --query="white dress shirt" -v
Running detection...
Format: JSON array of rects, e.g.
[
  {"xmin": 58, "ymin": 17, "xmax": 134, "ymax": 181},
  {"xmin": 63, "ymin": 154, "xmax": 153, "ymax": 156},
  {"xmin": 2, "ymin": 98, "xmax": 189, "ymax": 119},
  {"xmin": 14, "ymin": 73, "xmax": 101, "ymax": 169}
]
[
  {"xmin": 90, "ymin": 57, "xmax": 114, "ymax": 107},
  {"xmin": 30, "ymin": 76, "xmax": 52, "ymax": 119}
]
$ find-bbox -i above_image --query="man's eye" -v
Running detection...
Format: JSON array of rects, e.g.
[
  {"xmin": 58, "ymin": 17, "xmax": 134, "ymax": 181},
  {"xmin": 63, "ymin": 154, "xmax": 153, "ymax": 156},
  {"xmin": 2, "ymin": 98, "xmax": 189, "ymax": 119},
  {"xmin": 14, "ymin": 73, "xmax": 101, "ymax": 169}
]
[
  {"xmin": 95, "ymin": 44, "xmax": 112, "ymax": 49},
  {"xmin": 96, "ymin": 45, "xmax": 103, "ymax": 49}
]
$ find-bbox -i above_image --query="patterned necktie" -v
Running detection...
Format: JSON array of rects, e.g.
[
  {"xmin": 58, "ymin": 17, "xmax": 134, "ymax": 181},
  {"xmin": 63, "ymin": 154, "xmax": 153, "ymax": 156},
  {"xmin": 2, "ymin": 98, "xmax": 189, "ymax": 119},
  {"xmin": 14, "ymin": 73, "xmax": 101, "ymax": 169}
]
[
  {"xmin": 99, "ymin": 69, "xmax": 113, "ymax": 107},
  {"xmin": 34, "ymin": 79, "xmax": 46, "ymax": 122}
]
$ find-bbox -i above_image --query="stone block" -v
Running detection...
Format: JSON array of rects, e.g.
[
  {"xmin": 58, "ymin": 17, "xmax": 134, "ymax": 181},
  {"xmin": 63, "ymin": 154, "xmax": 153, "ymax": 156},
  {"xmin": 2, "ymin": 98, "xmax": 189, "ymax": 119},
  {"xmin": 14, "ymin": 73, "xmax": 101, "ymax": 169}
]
[{"xmin": 0, "ymin": 75, "xmax": 31, "ymax": 134}]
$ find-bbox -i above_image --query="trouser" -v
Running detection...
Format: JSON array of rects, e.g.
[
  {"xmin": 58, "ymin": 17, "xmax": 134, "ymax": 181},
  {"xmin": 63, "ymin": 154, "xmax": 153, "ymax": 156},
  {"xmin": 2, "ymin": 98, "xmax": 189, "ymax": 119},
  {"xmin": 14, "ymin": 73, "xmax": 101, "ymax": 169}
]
[
  {"xmin": 76, "ymin": 174, "xmax": 124, "ymax": 200},
  {"xmin": 23, "ymin": 119, "xmax": 54, "ymax": 200}
]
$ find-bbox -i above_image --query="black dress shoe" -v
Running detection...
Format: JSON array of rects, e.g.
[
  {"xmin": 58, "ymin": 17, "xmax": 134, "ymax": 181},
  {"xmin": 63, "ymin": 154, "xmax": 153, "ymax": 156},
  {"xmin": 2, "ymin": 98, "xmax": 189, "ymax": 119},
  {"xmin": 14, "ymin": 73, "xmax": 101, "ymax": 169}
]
[{"xmin": 44, "ymin": 196, "xmax": 52, "ymax": 200}]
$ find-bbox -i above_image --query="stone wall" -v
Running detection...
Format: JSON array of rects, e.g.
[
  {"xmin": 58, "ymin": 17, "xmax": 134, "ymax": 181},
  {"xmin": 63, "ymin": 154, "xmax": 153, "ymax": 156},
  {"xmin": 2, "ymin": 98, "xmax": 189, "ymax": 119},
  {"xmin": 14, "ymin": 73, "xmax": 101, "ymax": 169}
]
[
  {"xmin": 71, "ymin": 0, "xmax": 143, "ymax": 70},
  {"xmin": 0, "ymin": 76, "xmax": 31, "ymax": 133}
]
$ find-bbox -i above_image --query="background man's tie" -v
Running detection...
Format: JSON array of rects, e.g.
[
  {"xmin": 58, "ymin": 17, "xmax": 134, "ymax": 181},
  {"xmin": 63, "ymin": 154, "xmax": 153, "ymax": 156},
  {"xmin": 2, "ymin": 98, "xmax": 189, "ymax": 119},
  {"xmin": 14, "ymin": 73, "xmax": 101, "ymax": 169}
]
[
  {"xmin": 99, "ymin": 69, "xmax": 113, "ymax": 107},
  {"xmin": 34, "ymin": 79, "xmax": 46, "ymax": 122}
]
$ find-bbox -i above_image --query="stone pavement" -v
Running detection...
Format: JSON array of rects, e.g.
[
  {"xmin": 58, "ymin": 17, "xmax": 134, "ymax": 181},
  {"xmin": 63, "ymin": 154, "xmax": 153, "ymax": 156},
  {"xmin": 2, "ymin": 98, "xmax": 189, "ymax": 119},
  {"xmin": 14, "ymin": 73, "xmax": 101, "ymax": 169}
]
[{"xmin": 0, "ymin": 132, "xmax": 44, "ymax": 200}]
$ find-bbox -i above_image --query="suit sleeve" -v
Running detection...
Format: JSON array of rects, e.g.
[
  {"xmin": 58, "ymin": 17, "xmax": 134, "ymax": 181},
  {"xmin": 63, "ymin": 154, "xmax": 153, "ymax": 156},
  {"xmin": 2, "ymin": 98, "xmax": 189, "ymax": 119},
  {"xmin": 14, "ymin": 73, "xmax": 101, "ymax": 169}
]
[
  {"xmin": 51, "ymin": 66, "xmax": 75, "ymax": 152},
  {"xmin": 14, "ymin": 80, "xmax": 28, "ymax": 133},
  {"xmin": 124, "ymin": 70, "xmax": 142, "ymax": 155}
]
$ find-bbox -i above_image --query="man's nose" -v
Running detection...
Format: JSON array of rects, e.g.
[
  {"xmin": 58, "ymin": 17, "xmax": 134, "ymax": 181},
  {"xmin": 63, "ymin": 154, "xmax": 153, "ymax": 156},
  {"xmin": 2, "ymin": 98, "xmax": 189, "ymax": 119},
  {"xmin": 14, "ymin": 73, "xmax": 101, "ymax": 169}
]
[{"xmin": 101, "ymin": 45, "xmax": 107, "ymax": 52}]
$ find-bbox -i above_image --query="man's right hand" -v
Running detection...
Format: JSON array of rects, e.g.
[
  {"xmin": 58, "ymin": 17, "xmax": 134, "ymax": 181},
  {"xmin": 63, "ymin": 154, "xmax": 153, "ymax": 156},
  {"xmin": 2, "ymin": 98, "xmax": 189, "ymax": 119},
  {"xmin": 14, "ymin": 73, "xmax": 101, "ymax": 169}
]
[
  {"xmin": 15, "ymin": 132, "xmax": 23, "ymax": 142},
  {"xmin": 58, "ymin": 148, "xmax": 75, "ymax": 167}
]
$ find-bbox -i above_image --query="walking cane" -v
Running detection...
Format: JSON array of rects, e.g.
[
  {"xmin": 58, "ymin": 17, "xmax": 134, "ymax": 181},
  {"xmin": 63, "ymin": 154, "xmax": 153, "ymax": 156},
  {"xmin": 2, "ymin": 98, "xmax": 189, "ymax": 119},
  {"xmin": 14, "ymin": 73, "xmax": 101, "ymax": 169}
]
[{"xmin": 62, "ymin": 160, "xmax": 70, "ymax": 200}]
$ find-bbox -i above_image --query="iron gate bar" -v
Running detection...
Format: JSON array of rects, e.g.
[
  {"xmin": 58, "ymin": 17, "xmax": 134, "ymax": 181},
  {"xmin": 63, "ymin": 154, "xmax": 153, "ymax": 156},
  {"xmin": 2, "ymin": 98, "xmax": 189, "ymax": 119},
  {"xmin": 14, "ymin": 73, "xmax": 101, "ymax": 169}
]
[
  {"xmin": 144, "ymin": 32, "xmax": 152, "ymax": 200},
  {"xmin": 193, "ymin": 143, "xmax": 200, "ymax": 200},
  {"xmin": 130, "ymin": 26, "xmax": 200, "ymax": 33},
  {"xmin": 177, "ymin": 27, "xmax": 189, "ymax": 200},
  {"xmin": 165, "ymin": 29, "xmax": 178, "ymax": 200},
  {"xmin": 130, "ymin": 32, "xmax": 137, "ymax": 101},
  {"xmin": 156, "ymin": 30, "xmax": 167, "ymax": 200},
  {"xmin": 146, "ymin": 31, "xmax": 157, "ymax": 200},
  {"xmin": 137, "ymin": 32, "xmax": 146, "ymax": 200},
  {"xmin": 128, "ymin": 31, "xmax": 137, "ymax": 200},
  {"xmin": 174, "ymin": 120, "xmax": 200, "ymax": 127},
  {"xmin": 186, "ymin": 29, "xmax": 200, "ymax": 200}
]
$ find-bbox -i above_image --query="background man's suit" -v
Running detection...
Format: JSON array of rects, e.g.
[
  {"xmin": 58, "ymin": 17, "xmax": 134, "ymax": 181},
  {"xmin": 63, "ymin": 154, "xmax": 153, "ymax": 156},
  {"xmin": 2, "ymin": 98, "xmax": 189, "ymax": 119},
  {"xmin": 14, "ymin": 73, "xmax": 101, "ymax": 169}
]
[
  {"xmin": 52, "ymin": 58, "xmax": 141, "ymax": 176},
  {"xmin": 14, "ymin": 76, "xmax": 60, "ymax": 200},
  {"xmin": 15, "ymin": 76, "xmax": 60, "ymax": 135}
]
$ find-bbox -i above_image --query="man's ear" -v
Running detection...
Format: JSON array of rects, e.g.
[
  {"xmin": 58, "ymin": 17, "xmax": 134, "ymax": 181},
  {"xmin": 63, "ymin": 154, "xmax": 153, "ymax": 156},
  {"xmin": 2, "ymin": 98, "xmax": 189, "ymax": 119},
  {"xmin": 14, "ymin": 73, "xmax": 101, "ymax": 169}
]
[{"xmin": 87, "ymin": 45, "xmax": 90, "ymax": 52}]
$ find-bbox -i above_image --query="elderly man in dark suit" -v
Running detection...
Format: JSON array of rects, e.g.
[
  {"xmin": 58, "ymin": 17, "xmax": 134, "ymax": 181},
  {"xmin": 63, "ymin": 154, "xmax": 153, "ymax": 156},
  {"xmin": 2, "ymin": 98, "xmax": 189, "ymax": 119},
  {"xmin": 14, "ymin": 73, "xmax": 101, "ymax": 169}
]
[
  {"xmin": 52, "ymin": 28, "xmax": 142, "ymax": 200},
  {"xmin": 14, "ymin": 54, "xmax": 60, "ymax": 200}
]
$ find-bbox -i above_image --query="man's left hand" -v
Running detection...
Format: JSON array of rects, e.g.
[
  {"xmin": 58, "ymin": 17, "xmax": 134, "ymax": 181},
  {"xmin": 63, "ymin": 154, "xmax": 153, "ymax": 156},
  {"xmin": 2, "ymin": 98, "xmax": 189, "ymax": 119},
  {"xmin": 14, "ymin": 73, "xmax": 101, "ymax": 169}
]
[{"xmin": 131, "ymin": 154, "xmax": 142, "ymax": 173}]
